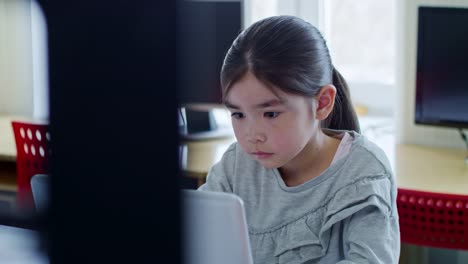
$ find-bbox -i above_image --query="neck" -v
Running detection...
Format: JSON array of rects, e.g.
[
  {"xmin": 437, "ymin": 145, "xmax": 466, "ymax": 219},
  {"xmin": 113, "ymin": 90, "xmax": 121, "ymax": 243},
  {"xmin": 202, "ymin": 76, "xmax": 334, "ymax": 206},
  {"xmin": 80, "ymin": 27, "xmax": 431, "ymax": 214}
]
[{"xmin": 279, "ymin": 130, "xmax": 340, "ymax": 187}]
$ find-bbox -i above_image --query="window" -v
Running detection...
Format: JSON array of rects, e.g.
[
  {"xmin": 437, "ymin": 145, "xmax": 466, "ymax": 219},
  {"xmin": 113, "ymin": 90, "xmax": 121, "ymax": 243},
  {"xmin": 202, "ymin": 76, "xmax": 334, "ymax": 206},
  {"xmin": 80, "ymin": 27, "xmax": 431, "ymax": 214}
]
[
  {"xmin": 324, "ymin": 0, "xmax": 396, "ymax": 85},
  {"xmin": 245, "ymin": 0, "xmax": 397, "ymax": 116},
  {"xmin": 324, "ymin": 0, "xmax": 396, "ymax": 116}
]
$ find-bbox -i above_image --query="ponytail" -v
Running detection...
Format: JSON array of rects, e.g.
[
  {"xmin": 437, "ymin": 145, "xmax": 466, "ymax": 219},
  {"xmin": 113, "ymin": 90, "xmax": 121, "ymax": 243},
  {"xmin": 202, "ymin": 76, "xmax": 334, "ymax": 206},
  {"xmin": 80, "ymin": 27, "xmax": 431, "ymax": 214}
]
[{"xmin": 322, "ymin": 67, "xmax": 360, "ymax": 133}]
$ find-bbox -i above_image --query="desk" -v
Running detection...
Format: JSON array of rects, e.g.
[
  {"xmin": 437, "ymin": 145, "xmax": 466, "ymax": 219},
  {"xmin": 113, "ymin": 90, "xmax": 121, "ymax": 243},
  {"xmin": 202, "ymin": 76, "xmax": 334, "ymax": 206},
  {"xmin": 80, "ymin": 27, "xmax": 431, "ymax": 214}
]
[
  {"xmin": 180, "ymin": 136, "xmax": 236, "ymax": 187},
  {"xmin": 392, "ymin": 144, "xmax": 468, "ymax": 250},
  {"xmin": 0, "ymin": 116, "xmax": 20, "ymax": 195},
  {"xmin": 394, "ymin": 144, "xmax": 468, "ymax": 195},
  {"xmin": 0, "ymin": 116, "xmax": 18, "ymax": 162}
]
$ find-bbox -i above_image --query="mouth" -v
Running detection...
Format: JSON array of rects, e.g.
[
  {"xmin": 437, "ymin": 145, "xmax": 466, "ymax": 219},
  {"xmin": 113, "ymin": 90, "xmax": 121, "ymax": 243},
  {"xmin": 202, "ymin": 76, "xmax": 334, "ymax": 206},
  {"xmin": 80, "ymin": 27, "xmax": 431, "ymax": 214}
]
[{"xmin": 251, "ymin": 151, "xmax": 273, "ymax": 159}]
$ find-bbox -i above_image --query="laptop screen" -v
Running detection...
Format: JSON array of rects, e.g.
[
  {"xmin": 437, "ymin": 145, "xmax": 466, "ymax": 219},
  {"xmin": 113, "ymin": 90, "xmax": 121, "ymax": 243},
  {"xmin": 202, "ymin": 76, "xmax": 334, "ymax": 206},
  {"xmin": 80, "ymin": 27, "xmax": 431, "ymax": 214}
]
[{"xmin": 182, "ymin": 189, "xmax": 253, "ymax": 264}]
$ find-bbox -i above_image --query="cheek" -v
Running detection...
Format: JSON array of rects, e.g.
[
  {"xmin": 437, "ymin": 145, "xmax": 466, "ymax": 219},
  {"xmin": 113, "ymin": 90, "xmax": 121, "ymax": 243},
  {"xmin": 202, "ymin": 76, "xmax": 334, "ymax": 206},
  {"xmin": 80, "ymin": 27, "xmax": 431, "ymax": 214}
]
[
  {"xmin": 232, "ymin": 119, "xmax": 242, "ymax": 132},
  {"xmin": 271, "ymin": 132, "xmax": 302, "ymax": 152},
  {"xmin": 232, "ymin": 122, "xmax": 247, "ymax": 143},
  {"xmin": 269, "ymin": 118, "xmax": 312, "ymax": 151}
]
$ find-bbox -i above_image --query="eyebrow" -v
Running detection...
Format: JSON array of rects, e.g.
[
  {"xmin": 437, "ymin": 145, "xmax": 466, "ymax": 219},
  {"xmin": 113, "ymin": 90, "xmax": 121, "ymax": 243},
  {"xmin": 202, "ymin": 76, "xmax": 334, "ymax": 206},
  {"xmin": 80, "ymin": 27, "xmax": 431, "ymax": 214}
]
[{"xmin": 224, "ymin": 99, "xmax": 285, "ymax": 109}]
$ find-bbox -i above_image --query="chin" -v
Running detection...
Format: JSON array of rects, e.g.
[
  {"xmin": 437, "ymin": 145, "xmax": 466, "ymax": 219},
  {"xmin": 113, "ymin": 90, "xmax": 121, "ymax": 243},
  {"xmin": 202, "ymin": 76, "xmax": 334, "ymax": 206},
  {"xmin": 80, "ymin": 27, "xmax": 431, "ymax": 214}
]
[{"xmin": 257, "ymin": 160, "xmax": 281, "ymax": 169}]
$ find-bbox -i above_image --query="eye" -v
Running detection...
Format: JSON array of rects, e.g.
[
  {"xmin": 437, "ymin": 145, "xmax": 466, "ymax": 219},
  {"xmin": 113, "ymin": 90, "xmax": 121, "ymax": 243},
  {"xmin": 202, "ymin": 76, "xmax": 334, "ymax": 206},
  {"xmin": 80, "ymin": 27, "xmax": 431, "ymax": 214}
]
[
  {"xmin": 264, "ymin": 112, "xmax": 280, "ymax": 118},
  {"xmin": 231, "ymin": 112, "xmax": 245, "ymax": 119}
]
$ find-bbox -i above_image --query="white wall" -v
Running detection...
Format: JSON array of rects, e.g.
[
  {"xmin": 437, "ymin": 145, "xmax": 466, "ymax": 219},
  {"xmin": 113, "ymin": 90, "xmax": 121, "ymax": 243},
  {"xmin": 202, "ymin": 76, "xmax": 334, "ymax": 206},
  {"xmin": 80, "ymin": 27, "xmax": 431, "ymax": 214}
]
[
  {"xmin": 31, "ymin": 1, "xmax": 48, "ymax": 120},
  {"xmin": 350, "ymin": 81, "xmax": 395, "ymax": 116},
  {"xmin": 395, "ymin": 0, "xmax": 468, "ymax": 149},
  {"xmin": 0, "ymin": 0, "xmax": 33, "ymax": 116},
  {"xmin": 244, "ymin": 0, "xmax": 323, "ymax": 30}
]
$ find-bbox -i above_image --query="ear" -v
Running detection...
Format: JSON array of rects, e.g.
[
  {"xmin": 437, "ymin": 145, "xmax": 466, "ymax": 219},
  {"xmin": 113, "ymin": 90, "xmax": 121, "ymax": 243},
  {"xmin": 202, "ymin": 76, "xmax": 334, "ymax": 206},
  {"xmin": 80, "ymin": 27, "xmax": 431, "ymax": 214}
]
[{"xmin": 315, "ymin": 84, "xmax": 336, "ymax": 120}]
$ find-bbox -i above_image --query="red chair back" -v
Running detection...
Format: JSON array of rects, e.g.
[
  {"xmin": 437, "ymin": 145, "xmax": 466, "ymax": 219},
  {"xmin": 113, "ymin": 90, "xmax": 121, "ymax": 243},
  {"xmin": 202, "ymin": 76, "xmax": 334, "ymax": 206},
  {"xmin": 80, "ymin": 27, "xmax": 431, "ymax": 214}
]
[
  {"xmin": 11, "ymin": 121, "xmax": 50, "ymax": 210},
  {"xmin": 398, "ymin": 188, "xmax": 468, "ymax": 250}
]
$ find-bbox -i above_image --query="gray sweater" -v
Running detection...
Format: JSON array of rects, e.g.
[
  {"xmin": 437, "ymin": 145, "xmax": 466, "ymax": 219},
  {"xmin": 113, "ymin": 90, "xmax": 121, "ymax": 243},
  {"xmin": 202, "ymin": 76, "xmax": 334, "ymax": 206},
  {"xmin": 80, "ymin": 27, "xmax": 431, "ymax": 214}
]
[{"xmin": 199, "ymin": 131, "xmax": 400, "ymax": 264}]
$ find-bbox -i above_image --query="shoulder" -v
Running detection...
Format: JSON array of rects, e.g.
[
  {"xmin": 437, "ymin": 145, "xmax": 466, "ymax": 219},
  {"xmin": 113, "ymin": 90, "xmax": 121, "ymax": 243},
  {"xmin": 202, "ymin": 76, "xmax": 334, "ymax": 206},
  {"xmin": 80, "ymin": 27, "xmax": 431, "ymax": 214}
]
[
  {"xmin": 324, "ymin": 131, "xmax": 398, "ymax": 217},
  {"xmin": 354, "ymin": 132, "xmax": 392, "ymax": 171},
  {"xmin": 339, "ymin": 131, "xmax": 393, "ymax": 182}
]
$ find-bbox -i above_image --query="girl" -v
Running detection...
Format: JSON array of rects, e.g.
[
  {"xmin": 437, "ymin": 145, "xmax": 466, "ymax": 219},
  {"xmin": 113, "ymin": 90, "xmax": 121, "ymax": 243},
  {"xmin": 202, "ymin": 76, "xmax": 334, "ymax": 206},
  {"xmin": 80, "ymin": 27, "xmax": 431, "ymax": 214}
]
[{"xmin": 199, "ymin": 15, "xmax": 400, "ymax": 264}]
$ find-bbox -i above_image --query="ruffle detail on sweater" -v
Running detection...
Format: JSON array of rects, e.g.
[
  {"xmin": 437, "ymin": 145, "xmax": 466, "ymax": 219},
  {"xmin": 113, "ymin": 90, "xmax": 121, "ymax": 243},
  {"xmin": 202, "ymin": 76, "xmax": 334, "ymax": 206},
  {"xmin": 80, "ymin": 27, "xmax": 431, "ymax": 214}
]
[{"xmin": 249, "ymin": 176, "xmax": 393, "ymax": 264}]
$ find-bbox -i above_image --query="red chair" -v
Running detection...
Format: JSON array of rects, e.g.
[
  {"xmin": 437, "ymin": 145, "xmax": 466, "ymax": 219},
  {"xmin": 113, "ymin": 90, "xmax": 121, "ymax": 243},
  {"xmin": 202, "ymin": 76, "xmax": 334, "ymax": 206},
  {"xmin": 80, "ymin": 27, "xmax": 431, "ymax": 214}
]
[
  {"xmin": 398, "ymin": 188, "xmax": 468, "ymax": 250},
  {"xmin": 11, "ymin": 121, "xmax": 50, "ymax": 211}
]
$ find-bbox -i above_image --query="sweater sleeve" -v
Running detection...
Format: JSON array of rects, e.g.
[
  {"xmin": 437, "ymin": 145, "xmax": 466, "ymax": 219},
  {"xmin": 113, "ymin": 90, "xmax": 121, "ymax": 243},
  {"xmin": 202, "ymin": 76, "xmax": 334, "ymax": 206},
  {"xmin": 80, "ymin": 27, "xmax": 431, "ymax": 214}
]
[
  {"xmin": 320, "ymin": 176, "xmax": 400, "ymax": 264},
  {"xmin": 337, "ymin": 205, "xmax": 400, "ymax": 264}
]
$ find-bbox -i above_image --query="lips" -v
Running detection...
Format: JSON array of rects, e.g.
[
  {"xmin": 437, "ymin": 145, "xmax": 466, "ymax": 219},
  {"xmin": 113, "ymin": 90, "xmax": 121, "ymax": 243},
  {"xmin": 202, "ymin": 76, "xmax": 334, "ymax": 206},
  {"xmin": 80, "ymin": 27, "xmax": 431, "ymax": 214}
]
[{"xmin": 251, "ymin": 151, "xmax": 273, "ymax": 159}]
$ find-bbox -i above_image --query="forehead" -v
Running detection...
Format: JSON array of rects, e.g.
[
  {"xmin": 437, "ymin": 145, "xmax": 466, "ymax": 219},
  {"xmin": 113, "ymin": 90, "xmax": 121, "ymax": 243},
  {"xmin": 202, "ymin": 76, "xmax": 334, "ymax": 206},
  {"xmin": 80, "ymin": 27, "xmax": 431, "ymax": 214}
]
[
  {"xmin": 225, "ymin": 71, "xmax": 315, "ymax": 111},
  {"xmin": 226, "ymin": 72, "xmax": 286, "ymax": 104}
]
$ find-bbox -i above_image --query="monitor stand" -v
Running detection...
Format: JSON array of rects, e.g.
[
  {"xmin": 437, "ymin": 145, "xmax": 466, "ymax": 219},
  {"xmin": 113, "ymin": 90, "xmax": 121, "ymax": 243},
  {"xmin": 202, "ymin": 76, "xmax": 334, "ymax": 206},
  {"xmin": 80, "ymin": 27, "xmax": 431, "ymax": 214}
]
[{"xmin": 179, "ymin": 107, "xmax": 233, "ymax": 141}]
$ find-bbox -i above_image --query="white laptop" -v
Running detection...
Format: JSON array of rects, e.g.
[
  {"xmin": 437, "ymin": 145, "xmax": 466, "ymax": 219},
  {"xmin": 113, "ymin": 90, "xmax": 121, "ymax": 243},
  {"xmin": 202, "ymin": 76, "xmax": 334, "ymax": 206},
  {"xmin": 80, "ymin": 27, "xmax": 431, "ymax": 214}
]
[{"xmin": 182, "ymin": 189, "xmax": 253, "ymax": 264}]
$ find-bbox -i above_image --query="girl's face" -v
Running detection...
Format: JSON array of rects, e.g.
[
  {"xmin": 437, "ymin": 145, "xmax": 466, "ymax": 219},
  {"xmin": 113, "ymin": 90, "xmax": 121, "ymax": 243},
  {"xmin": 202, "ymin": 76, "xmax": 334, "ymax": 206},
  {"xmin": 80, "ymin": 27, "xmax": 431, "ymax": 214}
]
[{"xmin": 225, "ymin": 72, "xmax": 321, "ymax": 169}]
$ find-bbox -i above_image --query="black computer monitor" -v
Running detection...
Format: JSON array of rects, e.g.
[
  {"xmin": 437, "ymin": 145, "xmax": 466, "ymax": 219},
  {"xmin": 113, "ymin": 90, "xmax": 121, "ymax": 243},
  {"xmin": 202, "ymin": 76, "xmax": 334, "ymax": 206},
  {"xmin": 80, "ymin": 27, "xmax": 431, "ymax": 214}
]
[
  {"xmin": 415, "ymin": 6, "xmax": 468, "ymax": 128},
  {"xmin": 38, "ymin": 1, "xmax": 181, "ymax": 263},
  {"xmin": 177, "ymin": 0, "xmax": 242, "ymax": 139}
]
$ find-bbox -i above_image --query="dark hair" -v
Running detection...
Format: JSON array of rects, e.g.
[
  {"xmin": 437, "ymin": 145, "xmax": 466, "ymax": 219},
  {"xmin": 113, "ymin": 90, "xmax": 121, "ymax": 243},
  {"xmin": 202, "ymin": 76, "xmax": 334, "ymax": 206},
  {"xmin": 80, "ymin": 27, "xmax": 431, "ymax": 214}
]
[{"xmin": 220, "ymin": 15, "xmax": 360, "ymax": 133}]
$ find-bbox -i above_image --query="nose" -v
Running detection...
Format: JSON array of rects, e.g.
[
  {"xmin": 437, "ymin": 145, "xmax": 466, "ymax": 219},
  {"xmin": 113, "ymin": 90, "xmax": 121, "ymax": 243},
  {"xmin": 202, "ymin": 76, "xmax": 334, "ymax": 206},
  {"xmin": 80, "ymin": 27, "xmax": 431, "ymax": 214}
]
[{"xmin": 246, "ymin": 123, "xmax": 266, "ymax": 144}]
